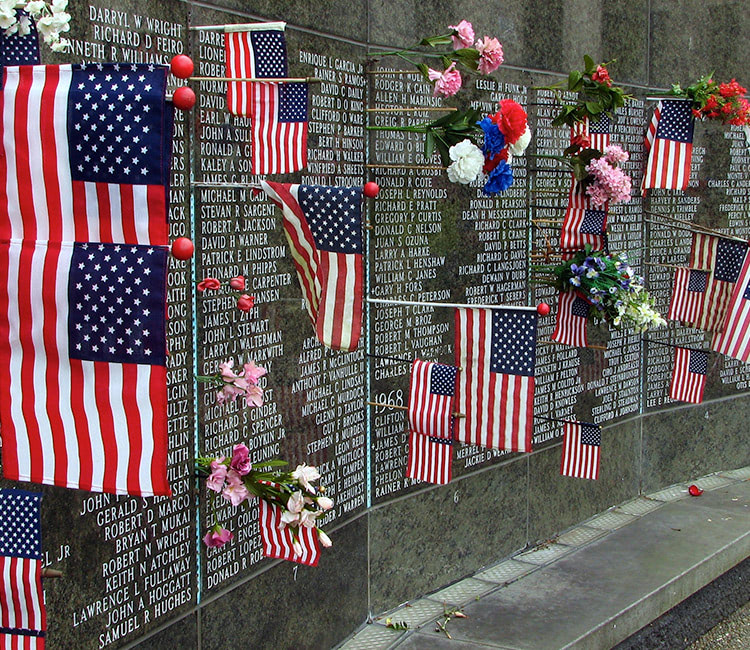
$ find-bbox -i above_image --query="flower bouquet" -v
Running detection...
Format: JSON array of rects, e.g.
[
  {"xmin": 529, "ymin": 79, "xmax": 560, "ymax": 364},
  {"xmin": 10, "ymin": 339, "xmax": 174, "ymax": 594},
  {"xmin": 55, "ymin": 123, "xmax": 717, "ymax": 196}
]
[
  {"xmin": 534, "ymin": 245, "xmax": 665, "ymax": 333},
  {"xmin": 197, "ymin": 358, "xmax": 266, "ymax": 407},
  {"xmin": 1, "ymin": 0, "xmax": 71, "ymax": 52},
  {"xmin": 665, "ymin": 74, "xmax": 749, "ymax": 125}
]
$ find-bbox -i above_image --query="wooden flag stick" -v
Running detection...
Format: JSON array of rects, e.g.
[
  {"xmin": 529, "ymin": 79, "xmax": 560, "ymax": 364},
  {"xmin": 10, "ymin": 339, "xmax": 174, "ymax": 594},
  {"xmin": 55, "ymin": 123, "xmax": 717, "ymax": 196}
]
[
  {"xmin": 644, "ymin": 261, "xmax": 711, "ymax": 272},
  {"xmin": 532, "ymin": 218, "xmax": 564, "ymax": 225},
  {"xmin": 41, "ymin": 568, "xmax": 62, "ymax": 578},
  {"xmin": 644, "ymin": 211, "xmax": 747, "ymax": 243},
  {"xmin": 366, "ymin": 70, "xmax": 422, "ymax": 75},
  {"xmin": 366, "ymin": 401, "xmax": 465, "ymax": 417},
  {"xmin": 367, "ymin": 107, "xmax": 458, "ymax": 112},
  {"xmin": 539, "ymin": 340, "xmax": 607, "ymax": 351},
  {"xmin": 188, "ymin": 76, "xmax": 322, "ymax": 83},
  {"xmin": 366, "ymin": 163, "xmax": 446, "ymax": 170}
]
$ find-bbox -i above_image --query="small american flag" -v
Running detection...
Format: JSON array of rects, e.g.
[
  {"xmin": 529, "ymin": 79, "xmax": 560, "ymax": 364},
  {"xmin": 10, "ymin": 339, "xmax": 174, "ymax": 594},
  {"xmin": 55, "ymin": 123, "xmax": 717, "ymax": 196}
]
[
  {"xmin": 0, "ymin": 490, "xmax": 45, "ymax": 642},
  {"xmin": 407, "ymin": 359, "xmax": 457, "ymax": 439},
  {"xmin": 570, "ymin": 114, "xmax": 611, "ymax": 152},
  {"xmin": 224, "ymin": 23, "xmax": 307, "ymax": 174},
  {"xmin": 261, "ymin": 182, "xmax": 363, "ymax": 351},
  {"xmin": 258, "ymin": 499, "xmax": 320, "ymax": 566},
  {"xmin": 0, "ymin": 11, "xmax": 39, "ymax": 69},
  {"xmin": 669, "ymin": 347, "xmax": 707, "ymax": 404},
  {"xmin": 0, "ymin": 632, "xmax": 44, "ymax": 649},
  {"xmin": 642, "ymin": 99, "xmax": 694, "ymax": 192},
  {"xmin": 455, "ymin": 307, "xmax": 537, "ymax": 452},
  {"xmin": 668, "ymin": 268, "xmax": 707, "ymax": 324},
  {"xmin": 406, "ymin": 432, "xmax": 453, "ymax": 485},
  {"xmin": 712, "ymin": 250, "xmax": 750, "ymax": 362},
  {"xmin": 560, "ymin": 183, "xmax": 608, "ymax": 256},
  {"xmin": 551, "ymin": 292, "xmax": 589, "ymax": 348},
  {"xmin": 560, "ymin": 422, "xmax": 600, "ymax": 480}
]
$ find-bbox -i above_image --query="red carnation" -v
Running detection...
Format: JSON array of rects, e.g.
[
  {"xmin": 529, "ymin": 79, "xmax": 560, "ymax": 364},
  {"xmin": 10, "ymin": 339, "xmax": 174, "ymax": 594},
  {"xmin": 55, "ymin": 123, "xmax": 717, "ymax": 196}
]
[
  {"xmin": 705, "ymin": 95, "xmax": 719, "ymax": 110},
  {"xmin": 493, "ymin": 99, "xmax": 527, "ymax": 145},
  {"xmin": 197, "ymin": 277, "xmax": 221, "ymax": 292},
  {"xmin": 237, "ymin": 294, "xmax": 255, "ymax": 312},
  {"xmin": 482, "ymin": 149, "xmax": 509, "ymax": 173},
  {"xmin": 571, "ymin": 133, "xmax": 591, "ymax": 150}
]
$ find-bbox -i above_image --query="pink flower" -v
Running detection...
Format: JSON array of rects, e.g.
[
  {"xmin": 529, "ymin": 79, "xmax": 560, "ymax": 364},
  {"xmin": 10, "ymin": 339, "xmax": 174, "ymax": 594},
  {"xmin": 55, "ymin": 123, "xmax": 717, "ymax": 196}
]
[
  {"xmin": 203, "ymin": 526, "xmax": 233, "ymax": 548},
  {"xmin": 281, "ymin": 509, "xmax": 300, "ymax": 527},
  {"xmin": 475, "ymin": 36, "xmax": 503, "ymax": 74},
  {"xmin": 292, "ymin": 463, "xmax": 321, "ymax": 493},
  {"xmin": 216, "ymin": 382, "xmax": 245, "ymax": 404},
  {"xmin": 317, "ymin": 496, "xmax": 333, "ymax": 510},
  {"xmin": 287, "ymin": 490, "xmax": 305, "ymax": 514},
  {"xmin": 592, "ymin": 64, "xmax": 612, "ymax": 87},
  {"xmin": 230, "ymin": 444, "xmax": 252, "ymax": 475},
  {"xmin": 244, "ymin": 384, "xmax": 264, "ymax": 408},
  {"xmin": 237, "ymin": 294, "xmax": 255, "ymax": 312},
  {"xmin": 197, "ymin": 277, "xmax": 220, "ymax": 292},
  {"xmin": 229, "ymin": 275, "xmax": 246, "ymax": 291},
  {"xmin": 292, "ymin": 539, "xmax": 303, "ymax": 557},
  {"xmin": 585, "ymin": 157, "xmax": 632, "ymax": 207},
  {"xmin": 218, "ymin": 359, "xmax": 241, "ymax": 383},
  {"xmin": 206, "ymin": 458, "xmax": 227, "ymax": 492},
  {"xmin": 448, "ymin": 20, "xmax": 474, "ymax": 49},
  {"xmin": 242, "ymin": 360, "xmax": 267, "ymax": 386},
  {"xmin": 222, "ymin": 470, "xmax": 250, "ymax": 506},
  {"xmin": 318, "ymin": 529, "xmax": 333, "ymax": 548},
  {"xmin": 604, "ymin": 144, "xmax": 629, "ymax": 164},
  {"xmin": 298, "ymin": 508, "xmax": 321, "ymax": 528},
  {"xmin": 428, "ymin": 63, "xmax": 462, "ymax": 98}
]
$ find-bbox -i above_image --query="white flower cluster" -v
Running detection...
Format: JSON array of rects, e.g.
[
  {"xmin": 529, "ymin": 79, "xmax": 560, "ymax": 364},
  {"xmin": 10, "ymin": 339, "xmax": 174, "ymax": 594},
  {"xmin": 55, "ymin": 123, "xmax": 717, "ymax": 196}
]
[
  {"xmin": 0, "ymin": 0, "xmax": 71, "ymax": 52},
  {"xmin": 615, "ymin": 290, "xmax": 666, "ymax": 332},
  {"xmin": 446, "ymin": 139, "xmax": 484, "ymax": 184}
]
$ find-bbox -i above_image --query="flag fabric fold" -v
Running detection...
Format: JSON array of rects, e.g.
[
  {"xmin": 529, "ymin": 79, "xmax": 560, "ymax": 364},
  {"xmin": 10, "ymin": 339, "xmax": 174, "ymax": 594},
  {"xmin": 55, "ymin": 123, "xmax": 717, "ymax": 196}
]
[
  {"xmin": 454, "ymin": 307, "xmax": 537, "ymax": 452},
  {"xmin": 642, "ymin": 99, "xmax": 694, "ymax": 192},
  {"xmin": 669, "ymin": 347, "xmax": 708, "ymax": 404},
  {"xmin": 551, "ymin": 291, "xmax": 589, "ymax": 347},
  {"xmin": 571, "ymin": 114, "xmax": 611, "ymax": 152},
  {"xmin": 407, "ymin": 359, "xmax": 457, "ymax": 439},
  {"xmin": 712, "ymin": 249, "xmax": 750, "ymax": 362},
  {"xmin": 560, "ymin": 422, "xmax": 600, "ymax": 480},
  {"xmin": 258, "ymin": 499, "xmax": 320, "ymax": 566},
  {"xmin": 260, "ymin": 181, "xmax": 363, "ymax": 351},
  {"xmin": 667, "ymin": 267, "xmax": 708, "ymax": 324},
  {"xmin": 406, "ymin": 432, "xmax": 453, "ymax": 485}
]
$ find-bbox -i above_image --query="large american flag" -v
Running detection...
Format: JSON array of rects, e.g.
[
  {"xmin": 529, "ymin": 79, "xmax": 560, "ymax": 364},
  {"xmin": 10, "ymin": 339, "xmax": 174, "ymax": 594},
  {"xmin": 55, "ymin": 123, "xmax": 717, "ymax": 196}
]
[
  {"xmin": 551, "ymin": 291, "xmax": 589, "ymax": 348},
  {"xmin": 712, "ymin": 250, "xmax": 750, "ymax": 362},
  {"xmin": 261, "ymin": 181, "xmax": 363, "ymax": 351},
  {"xmin": 406, "ymin": 432, "xmax": 453, "ymax": 485},
  {"xmin": 258, "ymin": 499, "xmax": 320, "ymax": 566},
  {"xmin": 0, "ymin": 63, "xmax": 172, "ymax": 496},
  {"xmin": 454, "ymin": 307, "xmax": 537, "ymax": 452},
  {"xmin": 224, "ymin": 23, "xmax": 307, "ymax": 174},
  {"xmin": 0, "ymin": 490, "xmax": 45, "ymax": 644},
  {"xmin": 668, "ymin": 268, "xmax": 708, "ymax": 324},
  {"xmin": 560, "ymin": 184, "xmax": 607, "ymax": 256},
  {"xmin": 407, "ymin": 359, "xmax": 457, "ymax": 439},
  {"xmin": 642, "ymin": 99, "xmax": 694, "ymax": 192},
  {"xmin": 669, "ymin": 347, "xmax": 707, "ymax": 404},
  {"xmin": 560, "ymin": 421, "xmax": 600, "ymax": 480},
  {"xmin": 570, "ymin": 114, "xmax": 611, "ymax": 152}
]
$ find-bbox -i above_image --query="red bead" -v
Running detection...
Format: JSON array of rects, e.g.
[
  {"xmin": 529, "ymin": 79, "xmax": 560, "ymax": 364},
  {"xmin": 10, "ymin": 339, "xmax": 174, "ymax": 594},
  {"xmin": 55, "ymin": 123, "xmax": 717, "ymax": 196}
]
[
  {"xmin": 172, "ymin": 86, "xmax": 196, "ymax": 111},
  {"xmin": 536, "ymin": 302, "xmax": 551, "ymax": 316},
  {"xmin": 170, "ymin": 54, "xmax": 194, "ymax": 79},
  {"xmin": 171, "ymin": 237, "xmax": 194, "ymax": 260},
  {"xmin": 688, "ymin": 484, "xmax": 703, "ymax": 497},
  {"xmin": 363, "ymin": 182, "xmax": 380, "ymax": 198}
]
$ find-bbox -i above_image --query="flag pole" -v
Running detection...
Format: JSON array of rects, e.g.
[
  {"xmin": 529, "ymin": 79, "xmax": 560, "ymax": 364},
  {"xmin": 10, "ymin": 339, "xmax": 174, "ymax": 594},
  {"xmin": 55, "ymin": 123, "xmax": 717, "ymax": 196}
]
[
  {"xmin": 188, "ymin": 76, "xmax": 322, "ymax": 83},
  {"xmin": 642, "ymin": 337, "xmax": 708, "ymax": 354},
  {"xmin": 193, "ymin": 181, "xmax": 264, "ymax": 189},
  {"xmin": 367, "ymin": 297, "xmax": 540, "ymax": 312},
  {"xmin": 643, "ymin": 261, "xmax": 711, "ymax": 272},
  {"xmin": 365, "ymin": 164, "xmax": 446, "ymax": 170},
  {"xmin": 41, "ymin": 568, "xmax": 63, "ymax": 578},
  {"xmin": 538, "ymin": 340, "xmax": 607, "ymax": 350},
  {"xmin": 365, "ymin": 353, "xmax": 463, "ymax": 370},
  {"xmin": 367, "ymin": 401, "xmax": 465, "ymax": 418},
  {"xmin": 366, "ymin": 107, "xmax": 458, "ymax": 112},
  {"xmin": 644, "ymin": 211, "xmax": 747, "ymax": 243},
  {"xmin": 535, "ymin": 414, "xmax": 598, "ymax": 427},
  {"xmin": 366, "ymin": 70, "xmax": 422, "ymax": 75}
]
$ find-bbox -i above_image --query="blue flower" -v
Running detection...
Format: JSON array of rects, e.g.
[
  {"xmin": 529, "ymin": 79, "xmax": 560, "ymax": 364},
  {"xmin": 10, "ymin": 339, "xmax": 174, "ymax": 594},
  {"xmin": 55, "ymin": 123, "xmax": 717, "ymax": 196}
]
[
  {"xmin": 477, "ymin": 117, "xmax": 505, "ymax": 155},
  {"xmin": 483, "ymin": 160, "xmax": 513, "ymax": 195},
  {"xmin": 595, "ymin": 257, "xmax": 606, "ymax": 271},
  {"xmin": 570, "ymin": 276, "xmax": 581, "ymax": 287},
  {"xmin": 570, "ymin": 264, "xmax": 585, "ymax": 276}
]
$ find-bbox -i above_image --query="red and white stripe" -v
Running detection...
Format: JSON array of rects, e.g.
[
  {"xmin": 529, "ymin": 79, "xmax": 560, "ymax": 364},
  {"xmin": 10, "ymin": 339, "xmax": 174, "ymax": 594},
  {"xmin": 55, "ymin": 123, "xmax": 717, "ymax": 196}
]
[
  {"xmin": 712, "ymin": 251, "xmax": 750, "ymax": 362},
  {"xmin": 406, "ymin": 431, "xmax": 452, "ymax": 485},
  {"xmin": 668, "ymin": 268, "xmax": 705, "ymax": 323},
  {"xmin": 454, "ymin": 308, "xmax": 533, "ymax": 452},
  {"xmin": 0, "ymin": 633, "xmax": 44, "ymax": 650},
  {"xmin": 258, "ymin": 500, "xmax": 320, "ymax": 567},
  {"xmin": 688, "ymin": 234, "xmax": 739, "ymax": 332},
  {"xmin": 641, "ymin": 101, "xmax": 692, "ymax": 192},
  {"xmin": 560, "ymin": 422, "xmax": 600, "ymax": 480},
  {"xmin": 560, "ymin": 180, "xmax": 607, "ymax": 255},
  {"xmin": 407, "ymin": 359, "xmax": 455, "ymax": 439},
  {"xmin": 260, "ymin": 182, "xmax": 362, "ymax": 351},
  {"xmin": 570, "ymin": 117, "xmax": 610, "ymax": 152},
  {"xmin": 669, "ymin": 347, "xmax": 706, "ymax": 404},
  {"xmin": 551, "ymin": 291, "xmax": 588, "ymax": 348},
  {"xmin": 0, "ymin": 558, "xmax": 44, "ymax": 632}
]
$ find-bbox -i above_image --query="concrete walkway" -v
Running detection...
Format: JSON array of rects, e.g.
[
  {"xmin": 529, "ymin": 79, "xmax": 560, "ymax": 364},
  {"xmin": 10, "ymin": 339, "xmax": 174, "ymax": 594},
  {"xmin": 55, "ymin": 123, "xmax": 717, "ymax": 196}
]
[{"xmin": 339, "ymin": 467, "xmax": 750, "ymax": 649}]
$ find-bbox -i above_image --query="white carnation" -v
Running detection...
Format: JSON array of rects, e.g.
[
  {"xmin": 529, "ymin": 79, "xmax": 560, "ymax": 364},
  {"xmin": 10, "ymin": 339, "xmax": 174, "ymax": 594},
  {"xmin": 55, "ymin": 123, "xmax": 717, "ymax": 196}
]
[
  {"xmin": 24, "ymin": 1, "xmax": 46, "ymax": 17},
  {"xmin": 446, "ymin": 139, "xmax": 484, "ymax": 185},
  {"xmin": 0, "ymin": 9, "xmax": 17, "ymax": 31},
  {"xmin": 508, "ymin": 125, "xmax": 531, "ymax": 156}
]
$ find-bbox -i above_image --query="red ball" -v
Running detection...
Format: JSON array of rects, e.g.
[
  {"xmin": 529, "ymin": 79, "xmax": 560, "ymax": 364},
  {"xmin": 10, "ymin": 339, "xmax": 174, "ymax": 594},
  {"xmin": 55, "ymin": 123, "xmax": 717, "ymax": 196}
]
[
  {"xmin": 172, "ymin": 86, "xmax": 196, "ymax": 111},
  {"xmin": 170, "ymin": 54, "xmax": 194, "ymax": 79},
  {"xmin": 688, "ymin": 484, "xmax": 704, "ymax": 497},
  {"xmin": 171, "ymin": 237, "xmax": 194, "ymax": 260},
  {"xmin": 363, "ymin": 182, "xmax": 380, "ymax": 198},
  {"xmin": 536, "ymin": 302, "xmax": 551, "ymax": 316}
]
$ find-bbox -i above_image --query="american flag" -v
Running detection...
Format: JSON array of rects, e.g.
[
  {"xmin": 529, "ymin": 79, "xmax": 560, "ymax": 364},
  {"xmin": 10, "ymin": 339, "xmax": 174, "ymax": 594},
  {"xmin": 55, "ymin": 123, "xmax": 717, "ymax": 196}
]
[
  {"xmin": 406, "ymin": 432, "xmax": 453, "ymax": 485},
  {"xmin": 642, "ymin": 99, "xmax": 694, "ymax": 192},
  {"xmin": 407, "ymin": 359, "xmax": 457, "ymax": 439},
  {"xmin": 0, "ymin": 490, "xmax": 45, "ymax": 643},
  {"xmin": 570, "ymin": 114, "xmax": 610, "ymax": 152},
  {"xmin": 261, "ymin": 181, "xmax": 363, "ymax": 351},
  {"xmin": 560, "ymin": 422, "xmax": 600, "ymax": 480},
  {"xmin": 551, "ymin": 291, "xmax": 589, "ymax": 347},
  {"xmin": 668, "ymin": 268, "xmax": 708, "ymax": 324},
  {"xmin": 224, "ymin": 23, "xmax": 307, "ymax": 174},
  {"xmin": 0, "ymin": 11, "xmax": 39, "ymax": 69},
  {"xmin": 258, "ymin": 499, "xmax": 320, "ymax": 566},
  {"xmin": 560, "ymin": 183, "xmax": 608, "ymax": 255},
  {"xmin": 0, "ymin": 632, "xmax": 44, "ymax": 649},
  {"xmin": 712, "ymin": 250, "xmax": 750, "ymax": 362},
  {"xmin": 669, "ymin": 347, "xmax": 708, "ymax": 404},
  {"xmin": 0, "ymin": 63, "xmax": 172, "ymax": 496},
  {"xmin": 454, "ymin": 307, "xmax": 537, "ymax": 452}
]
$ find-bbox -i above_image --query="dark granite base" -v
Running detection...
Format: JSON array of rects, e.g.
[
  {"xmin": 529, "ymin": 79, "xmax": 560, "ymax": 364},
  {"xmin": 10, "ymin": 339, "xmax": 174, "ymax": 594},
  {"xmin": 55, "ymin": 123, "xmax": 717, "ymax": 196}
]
[{"xmin": 133, "ymin": 612, "xmax": 199, "ymax": 649}]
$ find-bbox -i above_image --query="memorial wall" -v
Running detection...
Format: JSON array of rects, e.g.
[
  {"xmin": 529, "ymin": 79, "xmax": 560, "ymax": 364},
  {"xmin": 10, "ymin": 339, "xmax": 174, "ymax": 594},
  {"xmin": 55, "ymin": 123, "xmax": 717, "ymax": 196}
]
[{"xmin": 0, "ymin": 1, "xmax": 747, "ymax": 648}]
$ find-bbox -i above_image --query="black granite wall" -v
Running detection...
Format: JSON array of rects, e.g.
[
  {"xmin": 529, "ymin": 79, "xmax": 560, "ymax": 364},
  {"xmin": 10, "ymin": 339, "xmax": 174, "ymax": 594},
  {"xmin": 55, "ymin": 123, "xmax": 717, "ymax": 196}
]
[{"xmin": 0, "ymin": 1, "xmax": 747, "ymax": 648}]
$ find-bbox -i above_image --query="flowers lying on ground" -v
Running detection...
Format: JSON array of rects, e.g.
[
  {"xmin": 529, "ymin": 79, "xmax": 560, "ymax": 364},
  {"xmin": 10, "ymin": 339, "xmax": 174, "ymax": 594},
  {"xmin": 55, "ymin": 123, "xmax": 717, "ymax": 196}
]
[
  {"xmin": 1, "ymin": 0, "xmax": 71, "ymax": 52},
  {"xmin": 197, "ymin": 452, "xmax": 333, "ymax": 555},
  {"xmin": 197, "ymin": 275, "xmax": 255, "ymax": 313},
  {"xmin": 197, "ymin": 358, "xmax": 266, "ymax": 407},
  {"xmin": 666, "ymin": 73, "xmax": 750, "ymax": 125},
  {"xmin": 371, "ymin": 20, "xmax": 504, "ymax": 98},
  {"xmin": 537, "ymin": 56, "xmax": 631, "ymax": 126},
  {"xmin": 534, "ymin": 245, "xmax": 666, "ymax": 333}
]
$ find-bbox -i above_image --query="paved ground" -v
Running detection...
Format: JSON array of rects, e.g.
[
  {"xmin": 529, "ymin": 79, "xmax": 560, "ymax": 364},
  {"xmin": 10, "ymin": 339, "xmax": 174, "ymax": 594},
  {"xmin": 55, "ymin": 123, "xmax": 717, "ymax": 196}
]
[
  {"xmin": 689, "ymin": 602, "xmax": 750, "ymax": 650},
  {"xmin": 339, "ymin": 467, "xmax": 750, "ymax": 650}
]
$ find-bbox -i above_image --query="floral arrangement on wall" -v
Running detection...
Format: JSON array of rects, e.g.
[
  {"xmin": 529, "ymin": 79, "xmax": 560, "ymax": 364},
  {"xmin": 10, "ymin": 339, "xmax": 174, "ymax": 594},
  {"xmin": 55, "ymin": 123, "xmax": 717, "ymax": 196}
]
[
  {"xmin": 666, "ymin": 74, "xmax": 749, "ymax": 125},
  {"xmin": 197, "ymin": 275, "xmax": 256, "ymax": 313},
  {"xmin": 1, "ymin": 0, "xmax": 71, "ymax": 51}
]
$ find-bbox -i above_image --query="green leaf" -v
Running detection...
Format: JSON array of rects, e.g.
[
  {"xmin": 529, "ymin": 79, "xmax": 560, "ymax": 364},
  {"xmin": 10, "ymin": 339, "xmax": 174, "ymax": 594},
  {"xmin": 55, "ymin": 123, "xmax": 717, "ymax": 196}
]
[
  {"xmin": 568, "ymin": 69, "xmax": 583, "ymax": 90},
  {"xmin": 420, "ymin": 35, "xmax": 453, "ymax": 47},
  {"xmin": 416, "ymin": 63, "xmax": 430, "ymax": 82},
  {"xmin": 424, "ymin": 132, "xmax": 435, "ymax": 161},
  {"xmin": 583, "ymin": 55, "xmax": 595, "ymax": 75},
  {"xmin": 253, "ymin": 460, "xmax": 288, "ymax": 468},
  {"xmin": 585, "ymin": 100, "xmax": 602, "ymax": 114}
]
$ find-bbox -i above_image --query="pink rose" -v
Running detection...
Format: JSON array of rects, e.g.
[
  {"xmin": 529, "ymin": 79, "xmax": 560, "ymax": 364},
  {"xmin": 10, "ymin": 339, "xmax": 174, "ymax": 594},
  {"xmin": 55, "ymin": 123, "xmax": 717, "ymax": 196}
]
[
  {"xmin": 237, "ymin": 294, "xmax": 255, "ymax": 312},
  {"xmin": 448, "ymin": 20, "xmax": 474, "ymax": 49},
  {"xmin": 230, "ymin": 444, "xmax": 252, "ymax": 475},
  {"xmin": 197, "ymin": 277, "xmax": 220, "ymax": 292},
  {"xmin": 242, "ymin": 360, "xmax": 267, "ymax": 386},
  {"xmin": 216, "ymin": 383, "xmax": 244, "ymax": 404},
  {"xmin": 222, "ymin": 470, "xmax": 250, "ymax": 506},
  {"xmin": 292, "ymin": 464, "xmax": 321, "ymax": 494},
  {"xmin": 206, "ymin": 458, "xmax": 227, "ymax": 492},
  {"xmin": 244, "ymin": 384, "xmax": 264, "ymax": 408},
  {"xmin": 475, "ymin": 36, "xmax": 504, "ymax": 75},
  {"xmin": 203, "ymin": 526, "xmax": 233, "ymax": 548},
  {"xmin": 428, "ymin": 63, "xmax": 462, "ymax": 98},
  {"xmin": 229, "ymin": 275, "xmax": 246, "ymax": 291}
]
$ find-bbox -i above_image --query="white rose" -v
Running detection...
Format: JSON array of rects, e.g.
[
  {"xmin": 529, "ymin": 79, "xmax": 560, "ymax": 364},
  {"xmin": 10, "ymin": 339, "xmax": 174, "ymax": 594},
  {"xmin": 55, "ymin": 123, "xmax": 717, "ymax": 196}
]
[
  {"xmin": 446, "ymin": 139, "xmax": 484, "ymax": 184},
  {"xmin": 508, "ymin": 125, "xmax": 531, "ymax": 156}
]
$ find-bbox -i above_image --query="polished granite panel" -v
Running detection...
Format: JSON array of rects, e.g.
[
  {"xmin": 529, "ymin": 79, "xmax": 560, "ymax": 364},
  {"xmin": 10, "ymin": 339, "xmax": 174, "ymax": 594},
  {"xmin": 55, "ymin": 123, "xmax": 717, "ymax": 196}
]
[
  {"xmin": 368, "ymin": 457, "xmax": 528, "ymax": 613},
  {"xmin": 527, "ymin": 418, "xmax": 641, "ymax": 543},
  {"xmin": 601, "ymin": 0, "xmax": 649, "ymax": 85},
  {"xmin": 133, "ymin": 613, "xmax": 199, "ymax": 649}
]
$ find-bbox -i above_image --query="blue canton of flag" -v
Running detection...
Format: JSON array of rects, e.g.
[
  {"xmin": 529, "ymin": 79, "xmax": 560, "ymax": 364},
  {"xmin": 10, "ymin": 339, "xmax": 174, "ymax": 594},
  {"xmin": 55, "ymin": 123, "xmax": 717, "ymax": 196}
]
[
  {"xmin": 689, "ymin": 350, "xmax": 708, "ymax": 375},
  {"xmin": 580, "ymin": 209, "xmax": 607, "ymax": 235},
  {"xmin": 588, "ymin": 114, "xmax": 610, "ymax": 133},
  {"xmin": 0, "ymin": 491, "xmax": 42, "ymax": 561},
  {"xmin": 0, "ymin": 11, "xmax": 39, "ymax": 67},
  {"xmin": 688, "ymin": 270, "xmax": 708, "ymax": 292},
  {"xmin": 580, "ymin": 424, "xmax": 601, "ymax": 446},
  {"xmin": 430, "ymin": 363, "xmax": 457, "ymax": 396},
  {"xmin": 299, "ymin": 186, "xmax": 363, "ymax": 254},
  {"xmin": 572, "ymin": 297, "xmax": 590, "ymax": 318},
  {"xmin": 250, "ymin": 29, "xmax": 288, "ymax": 77},
  {"xmin": 67, "ymin": 243, "xmax": 167, "ymax": 366},
  {"xmin": 655, "ymin": 100, "xmax": 694, "ymax": 142},
  {"xmin": 714, "ymin": 239, "xmax": 747, "ymax": 283},
  {"xmin": 279, "ymin": 82, "xmax": 308, "ymax": 122},
  {"xmin": 491, "ymin": 310, "xmax": 537, "ymax": 377}
]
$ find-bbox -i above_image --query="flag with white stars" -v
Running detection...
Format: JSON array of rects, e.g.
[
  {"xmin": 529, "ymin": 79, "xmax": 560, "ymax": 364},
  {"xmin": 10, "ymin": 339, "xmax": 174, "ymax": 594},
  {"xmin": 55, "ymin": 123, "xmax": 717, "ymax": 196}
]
[
  {"xmin": 0, "ymin": 62, "xmax": 172, "ymax": 245},
  {"xmin": 668, "ymin": 267, "xmax": 708, "ymax": 325},
  {"xmin": 560, "ymin": 182, "xmax": 608, "ymax": 258},
  {"xmin": 406, "ymin": 432, "xmax": 453, "ymax": 485},
  {"xmin": 408, "ymin": 359, "xmax": 458, "ymax": 439},
  {"xmin": 0, "ymin": 490, "xmax": 46, "ymax": 638},
  {"xmin": 642, "ymin": 99, "xmax": 695, "ymax": 192},
  {"xmin": 712, "ymin": 246, "xmax": 750, "ymax": 362},
  {"xmin": 669, "ymin": 347, "xmax": 708, "ymax": 404},
  {"xmin": 0, "ymin": 11, "xmax": 39, "ymax": 70},
  {"xmin": 570, "ymin": 115, "xmax": 610, "ymax": 153},
  {"xmin": 454, "ymin": 307, "xmax": 538, "ymax": 452},
  {"xmin": 224, "ymin": 23, "xmax": 307, "ymax": 173},
  {"xmin": 560, "ymin": 422, "xmax": 600, "ymax": 480},
  {"xmin": 261, "ymin": 181, "xmax": 363, "ymax": 351},
  {"xmin": 551, "ymin": 291, "xmax": 589, "ymax": 348}
]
